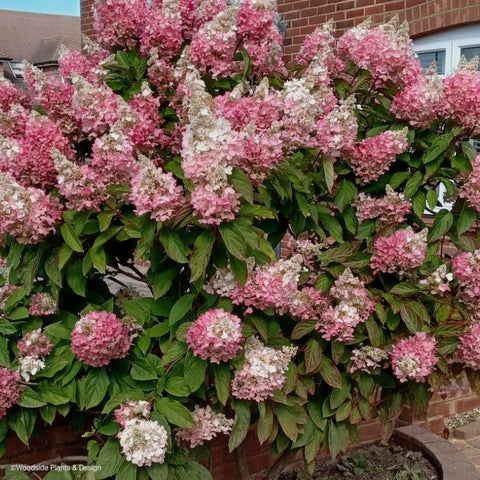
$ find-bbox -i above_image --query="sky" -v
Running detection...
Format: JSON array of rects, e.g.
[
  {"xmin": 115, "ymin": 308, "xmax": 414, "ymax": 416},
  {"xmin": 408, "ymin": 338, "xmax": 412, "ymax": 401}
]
[{"xmin": 0, "ymin": 0, "xmax": 80, "ymax": 16}]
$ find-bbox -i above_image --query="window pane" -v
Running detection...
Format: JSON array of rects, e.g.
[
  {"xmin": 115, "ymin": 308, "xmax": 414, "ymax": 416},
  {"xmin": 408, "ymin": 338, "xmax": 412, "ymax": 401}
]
[
  {"xmin": 460, "ymin": 46, "xmax": 480, "ymax": 69},
  {"xmin": 417, "ymin": 50, "xmax": 445, "ymax": 74}
]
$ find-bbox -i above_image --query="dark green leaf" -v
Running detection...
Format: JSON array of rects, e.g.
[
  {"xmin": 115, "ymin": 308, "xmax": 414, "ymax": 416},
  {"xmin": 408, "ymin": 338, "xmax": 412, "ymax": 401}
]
[
  {"xmin": 60, "ymin": 224, "xmax": 83, "ymax": 253},
  {"xmin": 169, "ymin": 294, "xmax": 195, "ymax": 326},
  {"xmin": 335, "ymin": 180, "xmax": 356, "ymax": 212},
  {"xmin": 219, "ymin": 223, "xmax": 248, "ymax": 261},
  {"xmin": 428, "ymin": 209, "xmax": 453, "ymax": 242},
  {"xmin": 189, "ymin": 230, "xmax": 215, "ymax": 282},
  {"xmin": 159, "ymin": 230, "xmax": 190, "ymax": 264},
  {"xmin": 155, "ymin": 398, "xmax": 194, "ymax": 427},
  {"xmin": 228, "ymin": 401, "xmax": 251, "ymax": 452},
  {"xmin": 213, "ymin": 363, "xmax": 231, "ymax": 406},
  {"xmin": 230, "ymin": 168, "xmax": 253, "ymax": 204},
  {"xmin": 95, "ymin": 438, "xmax": 124, "ymax": 479},
  {"xmin": 319, "ymin": 355, "xmax": 342, "ymax": 388},
  {"xmin": 305, "ymin": 338, "xmax": 322, "ymax": 374}
]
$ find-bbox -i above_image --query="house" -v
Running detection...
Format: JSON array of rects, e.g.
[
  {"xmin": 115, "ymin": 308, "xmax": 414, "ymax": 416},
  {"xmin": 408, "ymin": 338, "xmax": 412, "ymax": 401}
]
[{"xmin": 0, "ymin": 10, "xmax": 81, "ymax": 84}]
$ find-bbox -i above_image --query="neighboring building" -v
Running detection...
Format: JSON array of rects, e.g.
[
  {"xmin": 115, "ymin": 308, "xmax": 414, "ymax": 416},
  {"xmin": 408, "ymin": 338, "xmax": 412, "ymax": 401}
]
[
  {"xmin": 277, "ymin": 0, "xmax": 480, "ymax": 64},
  {"xmin": 0, "ymin": 10, "xmax": 81, "ymax": 84}
]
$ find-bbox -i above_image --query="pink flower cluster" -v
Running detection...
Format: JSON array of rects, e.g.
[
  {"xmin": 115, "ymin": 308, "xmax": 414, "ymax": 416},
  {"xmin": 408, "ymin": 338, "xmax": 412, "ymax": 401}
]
[
  {"xmin": 181, "ymin": 72, "xmax": 243, "ymax": 224},
  {"xmin": 347, "ymin": 129, "xmax": 408, "ymax": 184},
  {"xmin": 0, "ymin": 368, "xmax": 22, "ymax": 419},
  {"xmin": 337, "ymin": 18, "xmax": 422, "ymax": 88},
  {"xmin": 28, "ymin": 293, "xmax": 58, "ymax": 316},
  {"xmin": 186, "ymin": 308, "xmax": 244, "ymax": 364},
  {"xmin": 18, "ymin": 329, "xmax": 53, "ymax": 358},
  {"xmin": 71, "ymin": 311, "xmax": 132, "ymax": 367},
  {"xmin": 17, "ymin": 328, "xmax": 53, "ymax": 382},
  {"xmin": 0, "ymin": 171, "xmax": 62, "ymax": 244},
  {"xmin": 94, "ymin": 0, "xmax": 149, "ymax": 50},
  {"xmin": 370, "ymin": 227, "xmax": 428, "ymax": 275},
  {"xmin": 232, "ymin": 336, "xmax": 297, "ymax": 402},
  {"xmin": 354, "ymin": 185, "xmax": 411, "ymax": 224},
  {"xmin": 458, "ymin": 154, "xmax": 480, "ymax": 212},
  {"xmin": 316, "ymin": 268, "xmax": 375, "ymax": 341},
  {"xmin": 389, "ymin": 332, "xmax": 438, "ymax": 383},
  {"xmin": 0, "ymin": 113, "xmax": 74, "ymax": 191},
  {"xmin": 114, "ymin": 400, "xmax": 151, "ymax": 428},
  {"xmin": 236, "ymin": 0, "xmax": 285, "ymax": 76},
  {"xmin": 129, "ymin": 155, "xmax": 185, "ymax": 222},
  {"xmin": 176, "ymin": 405, "xmax": 234, "ymax": 447},
  {"xmin": 391, "ymin": 65, "xmax": 443, "ymax": 128},
  {"xmin": 458, "ymin": 322, "xmax": 480, "ymax": 370},
  {"xmin": 442, "ymin": 62, "xmax": 480, "ymax": 135},
  {"xmin": 452, "ymin": 250, "xmax": 480, "ymax": 299}
]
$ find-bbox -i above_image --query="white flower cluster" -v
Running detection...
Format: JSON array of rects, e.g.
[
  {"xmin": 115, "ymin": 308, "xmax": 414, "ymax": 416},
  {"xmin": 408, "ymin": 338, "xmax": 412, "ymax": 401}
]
[
  {"xmin": 349, "ymin": 346, "xmax": 389, "ymax": 373},
  {"xmin": 118, "ymin": 418, "xmax": 169, "ymax": 467},
  {"xmin": 18, "ymin": 356, "xmax": 45, "ymax": 382}
]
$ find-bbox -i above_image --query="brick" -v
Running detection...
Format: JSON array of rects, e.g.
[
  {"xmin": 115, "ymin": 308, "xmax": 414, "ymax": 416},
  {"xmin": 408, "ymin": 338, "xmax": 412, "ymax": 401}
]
[{"xmin": 385, "ymin": 0, "xmax": 406, "ymax": 12}]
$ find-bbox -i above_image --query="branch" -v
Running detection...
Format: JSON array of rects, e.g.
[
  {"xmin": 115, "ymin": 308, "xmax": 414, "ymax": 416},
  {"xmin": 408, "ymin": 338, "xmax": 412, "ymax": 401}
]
[{"xmin": 263, "ymin": 449, "xmax": 299, "ymax": 480}]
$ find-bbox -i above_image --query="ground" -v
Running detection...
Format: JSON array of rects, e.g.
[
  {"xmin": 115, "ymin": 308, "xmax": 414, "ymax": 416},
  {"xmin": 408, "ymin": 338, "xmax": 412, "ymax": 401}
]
[{"xmin": 278, "ymin": 441, "xmax": 438, "ymax": 480}]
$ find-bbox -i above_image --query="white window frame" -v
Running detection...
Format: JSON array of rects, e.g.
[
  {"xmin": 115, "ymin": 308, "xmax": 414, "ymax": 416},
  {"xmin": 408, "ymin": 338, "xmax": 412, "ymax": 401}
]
[{"xmin": 413, "ymin": 25, "xmax": 480, "ymax": 212}]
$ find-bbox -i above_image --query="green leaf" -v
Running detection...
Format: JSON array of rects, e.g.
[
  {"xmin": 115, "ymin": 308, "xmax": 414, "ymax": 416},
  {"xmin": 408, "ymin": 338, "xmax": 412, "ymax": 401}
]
[
  {"xmin": 400, "ymin": 301, "xmax": 428, "ymax": 333},
  {"xmin": 165, "ymin": 377, "xmax": 190, "ymax": 397},
  {"xmin": 319, "ymin": 355, "xmax": 342, "ymax": 388},
  {"xmin": 219, "ymin": 223, "xmax": 248, "ymax": 261},
  {"xmin": 184, "ymin": 462, "xmax": 213, "ymax": 480},
  {"xmin": 146, "ymin": 463, "xmax": 168, "ymax": 480},
  {"xmin": 60, "ymin": 223, "xmax": 83, "ymax": 253},
  {"xmin": 155, "ymin": 398, "xmax": 195, "ymax": 427},
  {"xmin": 274, "ymin": 404, "xmax": 300, "ymax": 442},
  {"xmin": 411, "ymin": 190, "xmax": 426, "ymax": 218},
  {"xmin": 291, "ymin": 320, "xmax": 317, "ymax": 340},
  {"xmin": 305, "ymin": 338, "xmax": 322, "ymax": 374},
  {"xmin": 58, "ymin": 244, "xmax": 73, "ymax": 270},
  {"xmin": 9, "ymin": 408, "xmax": 36, "ymax": 445},
  {"xmin": 159, "ymin": 230, "xmax": 190, "ymax": 264},
  {"xmin": 317, "ymin": 213, "xmax": 344, "ymax": 242},
  {"xmin": 169, "ymin": 294, "xmax": 195, "ymax": 326},
  {"xmin": 5, "ymin": 470, "xmax": 32, "ymax": 480},
  {"xmin": 330, "ymin": 378, "xmax": 351, "ymax": 410},
  {"xmin": 335, "ymin": 180, "xmax": 356, "ymax": 212},
  {"xmin": 83, "ymin": 369, "xmax": 109, "ymax": 409},
  {"xmin": 45, "ymin": 249, "xmax": 63, "ymax": 288},
  {"xmin": 148, "ymin": 267, "xmax": 179, "ymax": 299},
  {"xmin": 327, "ymin": 422, "xmax": 349, "ymax": 460},
  {"xmin": 18, "ymin": 387, "xmax": 47, "ymax": 408},
  {"xmin": 389, "ymin": 283, "xmax": 419, "ymax": 296},
  {"xmin": 422, "ymin": 133, "xmax": 453, "ymax": 164},
  {"xmin": 228, "ymin": 401, "xmax": 251, "ymax": 452},
  {"xmin": 458, "ymin": 206, "xmax": 477, "ymax": 236},
  {"xmin": 66, "ymin": 260, "xmax": 86, "ymax": 297},
  {"xmin": 213, "ymin": 363, "xmax": 231, "ymax": 406},
  {"xmin": 426, "ymin": 189, "xmax": 438, "ymax": 210},
  {"xmin": 0, "ymin": 336, "xmax": 9, "ymax": 367},
  {"xmin": 189, "ymin": 230, "xmax": 215, "ymax": 282},
  {"xmin": 0, "ymin": 319, "xmax": 18, "ymax": 334},
  {"xmin": 322, "ymin": 156, "xmax": 335, "ymax": 192},
  {"xmin": 117, "ymin": 461, "xmax": 137, "ymax": 480},
  {"xmin": 404, "ymin": 171, "xmax": 423, "ymax": 200},
  {"xmin": 428, "ymin": 209, "xmax": 453, "ymax": 242},
  {"xmin": 257, "ymin": 402, "xmax": 273, "ymax": 445},
  {"xmin": 95, "ymin": 438, "xmax": 124, "ymax": 479},
  {"xmin": 230, "ymin": 168, "xmax": 253, "ymax": 204},
  {"xmin": 184, "ymin": 351, "xmax": 207, "ymax": 392}
]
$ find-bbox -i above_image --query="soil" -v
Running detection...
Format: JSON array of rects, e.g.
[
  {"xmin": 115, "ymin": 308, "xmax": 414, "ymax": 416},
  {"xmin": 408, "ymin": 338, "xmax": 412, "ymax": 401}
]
[{"xmin": 278, "ymin": 441, "xmax": 438, "ymax": 480}]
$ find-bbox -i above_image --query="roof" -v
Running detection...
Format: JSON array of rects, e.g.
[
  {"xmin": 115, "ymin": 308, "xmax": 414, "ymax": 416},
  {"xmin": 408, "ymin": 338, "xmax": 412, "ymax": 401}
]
[{"xmin": 0, "ymin": 10, "xmax": 81, "ymax": 65}]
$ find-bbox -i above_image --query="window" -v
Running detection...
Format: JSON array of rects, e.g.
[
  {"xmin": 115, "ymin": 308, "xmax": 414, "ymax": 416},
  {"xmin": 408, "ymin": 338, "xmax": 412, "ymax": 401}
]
[
  {"xmin": 417, "ymin": 50, "xmax": 446, "ymax": 74},
  {"xmin": 413, "ymin": 24, "xmax": 480, "ymax": 76},
  {"xmin": 413, "ymin": 25, "xmax": 480, "ymax": 212}
]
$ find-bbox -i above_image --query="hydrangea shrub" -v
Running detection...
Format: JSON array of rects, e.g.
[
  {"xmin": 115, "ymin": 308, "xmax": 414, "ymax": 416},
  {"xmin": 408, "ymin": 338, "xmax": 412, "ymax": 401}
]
[{"xmin": 1, "ymin": 0, "xmax": 480, "ymax": 477}]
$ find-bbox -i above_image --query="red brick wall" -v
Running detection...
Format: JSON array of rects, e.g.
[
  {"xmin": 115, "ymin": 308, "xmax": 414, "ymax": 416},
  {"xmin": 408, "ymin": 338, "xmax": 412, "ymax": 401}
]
[
  {"xmin": 81, "ymin": 0, "xmax": 96, "ymax": 40},
  {"xmin": 278, "ymin": 0, "xmax": 480, "ymax": 64}
]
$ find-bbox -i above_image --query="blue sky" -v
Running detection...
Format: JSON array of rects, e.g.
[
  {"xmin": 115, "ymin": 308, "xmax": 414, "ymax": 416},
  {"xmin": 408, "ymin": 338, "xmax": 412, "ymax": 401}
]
[{"xmin": 0, "ymin": 0, "xmax": 80, "ymax": 16}]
